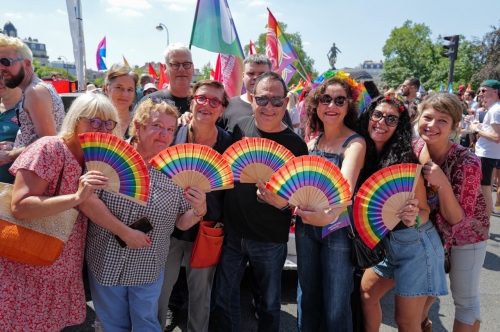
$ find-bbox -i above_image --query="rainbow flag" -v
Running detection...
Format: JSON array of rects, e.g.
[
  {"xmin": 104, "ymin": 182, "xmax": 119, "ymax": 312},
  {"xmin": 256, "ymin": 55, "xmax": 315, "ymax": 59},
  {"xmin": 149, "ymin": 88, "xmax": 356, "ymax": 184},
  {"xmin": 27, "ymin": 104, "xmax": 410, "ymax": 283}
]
[
  {"xmin": 266, "ymin": 8, "xmax": 299, "ymax": 74},
  {"xmin": 358, "ymin": 82, "xmax": 372, "ymax": 114},
  {"xmin": 122, "ymin": 55, "xmax": 130, "ymax": 67},
  {"xmin": 292, "ymin": 80, "xmax": 304, "ymax": 96},
  {"xmin": 190, "ymin": 0, "xmax": 244, "ymax": 97},
  {"xmin": 281, "ymin": 64, "xmax": 296, "ymax": 85},
  {"xmin": 96, "ymin": 36, "xmax": 107, "ymax": 70}
]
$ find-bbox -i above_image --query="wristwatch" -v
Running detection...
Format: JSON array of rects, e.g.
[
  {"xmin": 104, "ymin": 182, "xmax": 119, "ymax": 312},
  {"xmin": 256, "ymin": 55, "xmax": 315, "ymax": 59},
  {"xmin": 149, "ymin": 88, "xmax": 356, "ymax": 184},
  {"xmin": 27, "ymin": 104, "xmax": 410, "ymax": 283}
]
[{"xmin": 280, "ymin": 204, "xmax": 292, "ymax": 213}]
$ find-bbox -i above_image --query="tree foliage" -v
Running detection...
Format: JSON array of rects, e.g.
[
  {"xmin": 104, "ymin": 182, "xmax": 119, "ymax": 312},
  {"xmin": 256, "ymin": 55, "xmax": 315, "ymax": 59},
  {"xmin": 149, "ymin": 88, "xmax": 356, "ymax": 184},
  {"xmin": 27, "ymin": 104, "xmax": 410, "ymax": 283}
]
[
  {"xmin": 243, "ymin": 22, "xmax": 318, "ymax": 86},
  {"xmin": 33, "ymin": 60, "xmax": 76, "ymax": 80},
  {"xmin": 201, "ymin": 61, "xmax": 212, "ymax": 80},
  {"xmin": 472, "ymin": 23, "xmax": 500, "ymax": 84}
]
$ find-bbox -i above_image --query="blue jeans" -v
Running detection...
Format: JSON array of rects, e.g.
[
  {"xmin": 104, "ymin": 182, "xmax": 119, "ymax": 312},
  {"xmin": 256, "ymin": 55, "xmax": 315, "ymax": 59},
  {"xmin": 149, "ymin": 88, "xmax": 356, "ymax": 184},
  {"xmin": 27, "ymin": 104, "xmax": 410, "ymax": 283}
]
[
  {"xmin": 295, "ymin": 217, "xmax": 354, "ymax": 332},
  {"xmin": 215, "ymin": 233, "xmax": 287, "ymax": 332}
]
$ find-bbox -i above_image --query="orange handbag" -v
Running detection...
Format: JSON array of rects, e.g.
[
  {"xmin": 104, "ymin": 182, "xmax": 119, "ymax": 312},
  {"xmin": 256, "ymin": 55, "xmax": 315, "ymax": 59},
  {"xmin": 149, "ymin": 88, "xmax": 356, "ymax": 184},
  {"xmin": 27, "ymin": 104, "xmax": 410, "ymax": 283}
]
[{"xmin": 190, "ymin": 221, "xmax": 224, "ymax": 268}]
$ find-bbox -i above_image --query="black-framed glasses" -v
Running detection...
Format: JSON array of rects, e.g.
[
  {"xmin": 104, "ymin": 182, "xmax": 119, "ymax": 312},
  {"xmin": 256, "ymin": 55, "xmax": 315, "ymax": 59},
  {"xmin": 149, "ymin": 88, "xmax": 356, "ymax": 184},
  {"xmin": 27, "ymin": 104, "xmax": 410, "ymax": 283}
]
[
  {"xmin": 370, "ymin": 111, "xmax": 400, "ymax": 127},
  {"xmin": 0, "ymin": 57, "xmax": 23, "ymax": 67},
  {"xmin": 319, "ymin": 95, "xmax": 348, "ymax": 107},
  {"xmin": 479, "ymin": 89, "xmax": 488, "ymax": 94},
  {"xmin": 254, "ymin": 96, "xmax": 286, "ymax": 107},
  {"xmin": 193, "ymin": 95, "xmax": 222, "ymax": 108},
  {"xmin": 168, "ymin": 62, "xmax": 193, "ymax": 70},
  {"xmin": 80, "ymin": 117, "xmax": 118, "ymax": 130}
]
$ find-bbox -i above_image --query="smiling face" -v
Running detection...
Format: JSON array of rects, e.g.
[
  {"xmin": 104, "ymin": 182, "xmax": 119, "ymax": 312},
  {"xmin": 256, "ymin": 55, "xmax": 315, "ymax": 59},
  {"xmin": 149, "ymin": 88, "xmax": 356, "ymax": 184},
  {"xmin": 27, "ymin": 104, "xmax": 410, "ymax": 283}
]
[
  {"xmin": 191, "ymin": 85, "xmax": 225, "ymax": 126},
  {"xmin": 418, "ymin": 108, "xmax": 457, "ymax": 145},
  {"xmin": 368, "ymin": 103, "xmax": 400, "ymax": 152},
  {"xmin": 166, "ymin": 49, "xmax": 194, "ymax": 93},
  {"xmin": 135, "ymin": 110, "xmax": 177, "ymax": 161},
  {"xmin": 316, "ymin": 83, "xmax": 349, "ymax": 126},
  {"xmin": 479, "ymin": 86, "xmax": 499, "ymax": 109},
  {"xmin": 106, "ymin": 75, "xmax": 136, "ymax": 112},
  {"xmin": 251, "ymin": 77, "xmax": 288, "ymax": 133}
]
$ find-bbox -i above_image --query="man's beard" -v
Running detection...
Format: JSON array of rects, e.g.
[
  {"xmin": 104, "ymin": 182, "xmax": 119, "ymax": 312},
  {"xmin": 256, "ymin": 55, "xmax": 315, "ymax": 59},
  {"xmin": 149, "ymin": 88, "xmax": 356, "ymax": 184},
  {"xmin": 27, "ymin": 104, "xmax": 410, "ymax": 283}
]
[{"xmin": 2, "ymin": 66, "xmax": 25, "ymax": 89}]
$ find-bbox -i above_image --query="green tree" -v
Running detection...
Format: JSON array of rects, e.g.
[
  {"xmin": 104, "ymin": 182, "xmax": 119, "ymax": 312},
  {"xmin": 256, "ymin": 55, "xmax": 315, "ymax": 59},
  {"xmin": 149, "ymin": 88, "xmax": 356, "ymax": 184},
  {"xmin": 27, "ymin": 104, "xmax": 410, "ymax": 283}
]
[
  {"xmin": 472, "ymin": 23, "xmax": 500, "ymax": 85},
  {"xmin": 244, "ymin": 22, "xmax": 317, "ymax": 86},
  {"xmin": 201, "ymin": 61, "xmax": 212, "ymax": 80},
  {"xmin": 33, "ymin": 60, "xmax": 76, "ymax": 80}
]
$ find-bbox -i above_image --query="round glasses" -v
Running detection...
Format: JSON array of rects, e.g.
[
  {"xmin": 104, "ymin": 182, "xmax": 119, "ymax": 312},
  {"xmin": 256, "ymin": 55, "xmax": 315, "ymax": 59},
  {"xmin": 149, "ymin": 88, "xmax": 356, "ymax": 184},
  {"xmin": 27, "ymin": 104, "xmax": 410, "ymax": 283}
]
[
  {"xmin": 254, "ymin": 96, "xmax": 286, "ymax": 107},
  {"xmin": 193, "ymin": 95, "xmax": 222, "ymax": 108},
  {"xmin": 319, "ymin": 95, "xmax": 348, "ymax": 107},
  {"xmin": 370, "ymin": 111, "xmax": 400, "ymax": 127},
  {"xmin": 168, "ymin": 62, "xmax": 193, "ymax": 70},
  {"xmin": 80, "ymin": 117, "xmax": 118, "ymax": 130}
]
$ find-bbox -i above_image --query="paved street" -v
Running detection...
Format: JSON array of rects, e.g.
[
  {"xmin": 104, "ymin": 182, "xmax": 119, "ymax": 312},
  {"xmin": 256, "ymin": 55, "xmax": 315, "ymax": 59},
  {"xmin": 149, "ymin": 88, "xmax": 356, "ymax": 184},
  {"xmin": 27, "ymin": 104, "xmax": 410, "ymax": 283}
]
[{"xmin": 65, "ymin": 207, "xmax": 500, "ymax": 332}]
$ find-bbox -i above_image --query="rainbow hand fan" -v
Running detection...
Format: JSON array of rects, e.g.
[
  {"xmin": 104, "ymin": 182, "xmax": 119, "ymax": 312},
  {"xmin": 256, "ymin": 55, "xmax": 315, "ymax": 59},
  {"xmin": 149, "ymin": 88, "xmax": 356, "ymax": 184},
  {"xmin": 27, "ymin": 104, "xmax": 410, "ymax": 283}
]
[
  {"xmin": 353, "ymin": 163, "xmax": 422, "ymax": 249},
  {"xmin": 78, "ymin": 133, "xmax": 150, "ymax": 206},
  {"xmin": 223, "ymin": 138, "xmax": 294, "ymax": 183},
  {"xmin": 150, "ymin": 143, "xmax": 234, "ymax": 192},
  {"xmin": 266, "ymin": 155, "xmax": 352, "ymax": 210}
]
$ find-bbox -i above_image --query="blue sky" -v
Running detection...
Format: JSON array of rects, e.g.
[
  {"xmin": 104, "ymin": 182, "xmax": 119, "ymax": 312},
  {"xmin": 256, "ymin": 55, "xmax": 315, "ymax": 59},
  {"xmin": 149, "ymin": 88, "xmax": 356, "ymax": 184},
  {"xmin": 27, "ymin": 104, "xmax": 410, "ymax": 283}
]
[{"xmin": 2, "ymin": 0, "xmax": 499, "ymax": 76}]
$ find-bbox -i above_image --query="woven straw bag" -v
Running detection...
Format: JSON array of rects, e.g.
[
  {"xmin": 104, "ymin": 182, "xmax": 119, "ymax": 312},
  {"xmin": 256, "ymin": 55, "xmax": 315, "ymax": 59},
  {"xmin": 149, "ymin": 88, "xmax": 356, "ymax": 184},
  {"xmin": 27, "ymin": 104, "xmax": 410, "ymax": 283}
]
[{"xmin": 0, "ymin": 181, "xmax": 78, "ymax": 266}]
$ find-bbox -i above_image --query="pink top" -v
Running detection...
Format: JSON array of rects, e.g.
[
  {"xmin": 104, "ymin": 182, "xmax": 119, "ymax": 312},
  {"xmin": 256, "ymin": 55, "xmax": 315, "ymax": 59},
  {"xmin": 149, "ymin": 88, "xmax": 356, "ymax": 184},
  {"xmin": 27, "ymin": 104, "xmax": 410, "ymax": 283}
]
[{"xmin": 413, "ymin": 139, "xmax": 490, "ymax": 248}]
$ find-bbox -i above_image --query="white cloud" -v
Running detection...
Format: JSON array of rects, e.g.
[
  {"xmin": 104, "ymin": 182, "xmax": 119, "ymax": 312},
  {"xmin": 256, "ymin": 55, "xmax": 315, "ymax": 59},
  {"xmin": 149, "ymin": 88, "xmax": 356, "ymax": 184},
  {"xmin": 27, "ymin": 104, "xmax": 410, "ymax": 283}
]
[
  {"xmin": 159, "ymin": 0, "xmax": 195, "ymax": 3},
  {"xmin": 4, "ymin": 12, "xmax": 23, "ymax": 19},
  {"xmin": 106, "ymin": 7, "xmax": 121, "ymax": 12},
  {"xmin": 248, "ymin": 0, "xmax": 271, "ymax": 7},
  {"xmin": 107, "ymin": 0, "xmax": 151, "ymax": 9},
  {"xmin": 168, "ymin": 4, "xmax": 187, "ymax": 11},
  {"xmin": 56, "ymin": 9, "xmax": 66, "ymax": 15},
  {"xmin": 303, "ymin": 41, "xmax": 311, "ymax": 46},
  {"xmin": 122, "ymin": 9, "xmax": 143, "ymax": 16}
]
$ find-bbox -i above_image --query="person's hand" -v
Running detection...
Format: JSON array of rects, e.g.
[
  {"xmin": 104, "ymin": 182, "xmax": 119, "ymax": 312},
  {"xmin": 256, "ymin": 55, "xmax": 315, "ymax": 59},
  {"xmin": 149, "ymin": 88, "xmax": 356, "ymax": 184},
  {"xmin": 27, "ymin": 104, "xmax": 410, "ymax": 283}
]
[
  {"xmin": 76, "ymin": 171, "xmax": 108, "ymax": 203},
  {"xmin": 0, "ymin": 141, "xmax": 14, "ymax": 151},
  {"xmin": 178, "ymin": 112, "xmax": 193, "ymax": 126},
  {"xmin": 296, "ymin": 205, "xmax": 346, "ymax": 227},
  {"xmin": 256, "ymin": 179, "xmax": 289, "ymax": 209},
  {"xmin": 422, "ymin": 161, "xmax": 449, "ymax": 188},
  {"xmin": 121, "ymin": 228, "xmax": 152, "ymax": 249},
  {"xmin": 184, "ymin": 186, "xmax": 207, "ymax": 216},
  {"xmin": 0, "ymin": 150, "xmax": 12, "ymax": 166},
  {"xmin": 468, "ymin": 122, "xmax": 482, "ymax": 132},
  {"xmin": 396, "ymin": 198, "xmax": 420, "ymax": 227}
]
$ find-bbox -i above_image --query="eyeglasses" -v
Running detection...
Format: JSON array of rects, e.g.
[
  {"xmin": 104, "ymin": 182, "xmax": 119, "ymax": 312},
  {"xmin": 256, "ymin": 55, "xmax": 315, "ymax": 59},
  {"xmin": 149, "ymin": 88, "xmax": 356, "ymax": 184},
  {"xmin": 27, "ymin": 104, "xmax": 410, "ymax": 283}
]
[
  {"xmin": 370, "ymin": 111, "xmax": 400, "ymax": 127},
  {"xmin": 193, "ymin": 95, "xmax": 222, "ymax": 108},
  {"xmin": 319, "ymin": 95, "xmax": 348, "ymax": 107},
  {"xmin": 168, "ymin": 62, "xmax": 193, "ymax": 70},
  {"xmin": 254, "ymin": 96, "xmax": 286, "ymax": 107},
  {"xmin": 0, "ymin": 57, "xmax": 23, "ymax": 67},
  {"xmin": 479, "ymin": 89, "xmax": 488, "ymax": 94},
  {"xmin": 80, "ymin": 117, "xmax": 118, "ymax": 130}
]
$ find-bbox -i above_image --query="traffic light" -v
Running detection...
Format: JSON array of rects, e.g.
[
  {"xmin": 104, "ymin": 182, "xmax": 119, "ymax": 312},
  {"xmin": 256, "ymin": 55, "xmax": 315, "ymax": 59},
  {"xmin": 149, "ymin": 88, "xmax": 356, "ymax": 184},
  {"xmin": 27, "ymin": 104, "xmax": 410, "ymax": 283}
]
[{"xmin": 442, "ymin": 35, "xmax": 460, "ymax": 60}]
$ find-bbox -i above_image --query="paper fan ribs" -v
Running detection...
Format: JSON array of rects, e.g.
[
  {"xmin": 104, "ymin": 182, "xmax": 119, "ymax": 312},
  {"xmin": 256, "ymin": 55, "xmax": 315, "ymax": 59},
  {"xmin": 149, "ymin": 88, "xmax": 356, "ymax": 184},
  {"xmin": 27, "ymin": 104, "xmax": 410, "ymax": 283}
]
[
  {"xmin": 78, "ymin": 133, "xmax": 150, "ymax": 206},
  {"xmin": 150, "ymin": 144, "xmax": 234, "ymax": 192},
  {"xmin": 223, "ymin": 138, "xmax": 295, "ymax": 183},
  {"xmin": 266, "ymin": 155, "xmax": 352, "ymax": 210},
  {"xmin": 353, "ymin": 163, "xmax": 422, "ymax": 249}
]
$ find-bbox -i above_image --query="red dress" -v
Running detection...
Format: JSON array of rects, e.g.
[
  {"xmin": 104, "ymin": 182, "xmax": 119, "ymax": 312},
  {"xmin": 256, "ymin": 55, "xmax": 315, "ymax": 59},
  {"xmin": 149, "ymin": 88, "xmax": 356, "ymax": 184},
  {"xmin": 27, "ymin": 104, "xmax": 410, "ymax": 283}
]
[{"xmin": 0, "ymin": 137, "xmax": 87, "ymax": 332}]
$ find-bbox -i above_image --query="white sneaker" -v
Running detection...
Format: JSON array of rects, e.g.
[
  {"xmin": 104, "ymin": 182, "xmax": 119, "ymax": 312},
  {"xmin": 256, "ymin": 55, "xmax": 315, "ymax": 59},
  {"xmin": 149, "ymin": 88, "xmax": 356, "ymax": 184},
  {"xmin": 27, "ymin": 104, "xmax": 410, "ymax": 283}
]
[{"xmin": 493, "ymin": 206, "xmax": 500, "ymax": 215}]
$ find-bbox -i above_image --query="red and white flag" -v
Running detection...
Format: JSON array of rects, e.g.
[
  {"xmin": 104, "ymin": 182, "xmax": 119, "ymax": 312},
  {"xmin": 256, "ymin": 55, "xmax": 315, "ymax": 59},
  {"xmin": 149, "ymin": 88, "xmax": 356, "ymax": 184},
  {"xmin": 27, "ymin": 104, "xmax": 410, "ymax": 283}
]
[{"xmin": 249, "ymin": 40, "xmax": 257, "ymax": 55}]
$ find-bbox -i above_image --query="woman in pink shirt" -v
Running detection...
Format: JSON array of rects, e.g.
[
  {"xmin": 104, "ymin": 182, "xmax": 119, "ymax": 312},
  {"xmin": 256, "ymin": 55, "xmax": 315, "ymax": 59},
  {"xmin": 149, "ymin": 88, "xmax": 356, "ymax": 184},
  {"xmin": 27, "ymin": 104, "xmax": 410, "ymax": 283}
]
[{"xmin": 413, "ymin": 93, "xmax": 489, "ymax": 332}]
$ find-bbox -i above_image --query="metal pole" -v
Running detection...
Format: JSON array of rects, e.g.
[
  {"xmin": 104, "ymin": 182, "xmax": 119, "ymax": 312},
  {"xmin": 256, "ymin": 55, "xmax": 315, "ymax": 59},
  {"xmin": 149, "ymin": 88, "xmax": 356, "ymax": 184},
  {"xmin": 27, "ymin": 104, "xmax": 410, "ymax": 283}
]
[{"xmin": 448, "ymin": 58, "xmax": 455, "ymax": 88}]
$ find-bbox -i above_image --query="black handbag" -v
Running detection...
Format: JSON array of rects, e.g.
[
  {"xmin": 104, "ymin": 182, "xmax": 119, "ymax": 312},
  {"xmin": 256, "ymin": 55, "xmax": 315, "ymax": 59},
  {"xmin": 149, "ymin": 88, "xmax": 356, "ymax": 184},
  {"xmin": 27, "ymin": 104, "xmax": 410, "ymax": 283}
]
[{"xmin": 348, "ymin": 225, "xmax": 387, "ymax": 269}]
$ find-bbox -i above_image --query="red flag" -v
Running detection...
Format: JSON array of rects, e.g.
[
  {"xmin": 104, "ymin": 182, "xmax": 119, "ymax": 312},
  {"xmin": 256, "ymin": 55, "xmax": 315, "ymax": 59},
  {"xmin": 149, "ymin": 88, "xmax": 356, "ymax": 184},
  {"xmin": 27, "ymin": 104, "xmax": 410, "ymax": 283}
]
[
  {"xmin": 148, "ymin": 63, "xmax": 157, "ymax": 80},
  {"xmin": 306, "ymin": 73, "xmax": 312, "ymax": 86},
  {"xmin": 213, "ymin": 54, "xmax": 222, "ymax": 82},
  {"xmin": 249, "ymin": 40, "xmax": 257, "ymax": 55},
  {"xmin": 122, "ymin": 55, "xmax": 130, "ymax": 67},
  {"xmin": 157, "ymin": 63, "xmax": 169, "ymax": 90},
  {"xmin": 220, "ymin": 54, "xmax": 244, "ymax": 97},
  {"xmin": 467, "ymin": 83, "xmax": 472, "ymax": 91},
  {"xmin": 266, "ymin": 8, "xmax": 298, "ymax": 73}
]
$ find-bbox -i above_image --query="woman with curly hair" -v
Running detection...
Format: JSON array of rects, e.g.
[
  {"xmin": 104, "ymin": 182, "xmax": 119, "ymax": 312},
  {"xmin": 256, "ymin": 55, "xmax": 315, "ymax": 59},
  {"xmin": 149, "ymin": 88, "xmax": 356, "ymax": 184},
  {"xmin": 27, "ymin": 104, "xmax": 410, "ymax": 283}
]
[
  {"xmin": 359, "ymin": 95, "xmax": 448, "ymax": 332},
  {"xmin": 294, "ymin": 73, "xmax": 366, "ymax": 331}
]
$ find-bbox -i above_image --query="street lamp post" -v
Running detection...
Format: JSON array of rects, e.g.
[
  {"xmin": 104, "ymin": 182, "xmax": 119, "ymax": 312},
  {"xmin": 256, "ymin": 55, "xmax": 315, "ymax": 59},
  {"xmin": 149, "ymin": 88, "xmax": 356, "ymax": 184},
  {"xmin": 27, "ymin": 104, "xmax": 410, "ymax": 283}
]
[
  {"xmin": 58, "ymin": 56, "xmax": 68, "ymax": 78},
  {"xmin": 155, "ymin": 23, "xmax": 169, "ymax": 46}
]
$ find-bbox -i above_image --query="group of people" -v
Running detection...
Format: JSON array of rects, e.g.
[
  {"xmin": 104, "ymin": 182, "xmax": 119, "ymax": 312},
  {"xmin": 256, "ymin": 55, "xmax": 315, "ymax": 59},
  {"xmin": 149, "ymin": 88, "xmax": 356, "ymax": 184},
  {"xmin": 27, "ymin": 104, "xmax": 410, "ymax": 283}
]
[{"xmin": 0, "ymin": 31, "xmax": 494, "ymax": 332}]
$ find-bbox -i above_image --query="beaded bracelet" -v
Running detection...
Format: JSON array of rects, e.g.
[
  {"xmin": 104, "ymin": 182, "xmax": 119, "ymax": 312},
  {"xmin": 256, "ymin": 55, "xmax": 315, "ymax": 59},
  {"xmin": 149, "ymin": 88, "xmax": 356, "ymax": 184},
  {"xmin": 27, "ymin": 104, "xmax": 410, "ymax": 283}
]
[{"xmin": 414, "ymin": 215, "xmax": 421, "ymax": 228}]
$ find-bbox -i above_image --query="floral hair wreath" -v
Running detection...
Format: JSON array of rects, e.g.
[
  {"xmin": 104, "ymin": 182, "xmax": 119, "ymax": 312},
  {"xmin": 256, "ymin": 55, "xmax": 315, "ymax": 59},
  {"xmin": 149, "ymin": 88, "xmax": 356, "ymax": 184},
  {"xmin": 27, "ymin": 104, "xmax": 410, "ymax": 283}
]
[
  {"xmin": 380, "ymin": 95, "xmax": 406, "ymax": 113},
  {"xmin": 311, "ymin": 70, "xmax": 361, "ymax": 101}
]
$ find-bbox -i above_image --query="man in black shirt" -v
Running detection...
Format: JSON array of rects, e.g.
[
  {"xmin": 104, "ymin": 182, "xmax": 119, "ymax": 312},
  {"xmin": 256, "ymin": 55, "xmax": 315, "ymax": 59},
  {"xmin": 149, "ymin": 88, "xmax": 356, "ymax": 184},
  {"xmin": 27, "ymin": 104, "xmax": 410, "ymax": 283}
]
[
  {"xmin": 215, "ymin": 72, "xmax": 308, "ymax": 332},
  {"xmin": 137, "ymin": 43, "xmax": 193, "ymax": 116}
]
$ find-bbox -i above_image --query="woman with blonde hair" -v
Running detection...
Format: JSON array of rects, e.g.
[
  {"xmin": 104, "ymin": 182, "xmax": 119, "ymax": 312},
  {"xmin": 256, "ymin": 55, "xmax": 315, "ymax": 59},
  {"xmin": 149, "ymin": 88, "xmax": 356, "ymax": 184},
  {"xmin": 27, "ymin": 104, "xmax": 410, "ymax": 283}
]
[
  {"xmin": 0, "ymin": 93, "xmax": 120, "ymax": 331},
  {"xmin": 287, "ymin": 90, "xmax": 301, "ymax": 134},
  {"xmin": 81, "ymin": 98, "xmax": 207, "ymax": 332}
]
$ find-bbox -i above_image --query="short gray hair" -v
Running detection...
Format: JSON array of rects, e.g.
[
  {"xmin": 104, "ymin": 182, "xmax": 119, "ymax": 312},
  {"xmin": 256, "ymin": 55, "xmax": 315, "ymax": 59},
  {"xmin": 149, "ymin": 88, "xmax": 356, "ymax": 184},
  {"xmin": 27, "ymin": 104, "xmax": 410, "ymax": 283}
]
[
  {"xmin": 163, "ymin": 43, "xmax": 192, "ymax": 63},
  {"xmin": 243, "ymin": 54, "xmax": 271, "ymax": 69}
]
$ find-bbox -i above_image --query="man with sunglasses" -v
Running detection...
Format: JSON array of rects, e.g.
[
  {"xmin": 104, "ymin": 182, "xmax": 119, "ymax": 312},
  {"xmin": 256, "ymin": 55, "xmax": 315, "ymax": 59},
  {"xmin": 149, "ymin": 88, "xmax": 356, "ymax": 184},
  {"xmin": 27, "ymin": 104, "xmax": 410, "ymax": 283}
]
[
  {"xmin": 0, "ymin": 81, "xmax": 22, "ymax": 183},
  {"xmin": 0, "ymin": 35, "xmax": 65, "ymax": 168},
  {"xmin": 138, "ymin": 43, "xmax": 193, "ymax": 117},
  {"xmin": 215, "ymin": 72, "xmax": 308, "ymax": 332},
  {"xmin": 468, "ymin": 79, "xmax": 500, "ymax": 216},
  {"xmin": 217, "ymin": 54, "xmax": 293, "ymax": 132}
]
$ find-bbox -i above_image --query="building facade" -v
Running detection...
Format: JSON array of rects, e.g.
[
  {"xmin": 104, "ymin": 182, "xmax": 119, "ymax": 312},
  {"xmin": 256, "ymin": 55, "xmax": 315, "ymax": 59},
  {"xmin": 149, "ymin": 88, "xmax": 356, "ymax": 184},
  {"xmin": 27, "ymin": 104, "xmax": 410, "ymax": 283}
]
[
  {"xmin": 1, "ymin": 21, "xmax": 50, "ymax": 66},
  {"xmin": 360, "ymin": 60, "xmax": 384, "ymax": 85},
  {"xmin": 51, "ymin": 60, "xmax": 77, "ymax": 76}
]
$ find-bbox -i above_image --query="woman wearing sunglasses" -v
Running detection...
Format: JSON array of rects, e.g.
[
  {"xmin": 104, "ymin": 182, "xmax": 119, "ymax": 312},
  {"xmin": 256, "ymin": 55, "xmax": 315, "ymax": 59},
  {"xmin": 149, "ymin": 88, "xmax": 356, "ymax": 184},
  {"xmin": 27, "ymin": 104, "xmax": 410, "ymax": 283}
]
[
  {"xmin": 0, "ymin": 94, "xmax": 120, "ymax": 331},
  {"xmin": 294, "ymin": 74, "xmax": 366, "ymax": 331},
  {"xmin": 359, "ymin": 95, "xmax": 447, "ymax": 332},
  {"xmin": 158, "ymin": 80, "xmax": 231, "ymax": 332}
]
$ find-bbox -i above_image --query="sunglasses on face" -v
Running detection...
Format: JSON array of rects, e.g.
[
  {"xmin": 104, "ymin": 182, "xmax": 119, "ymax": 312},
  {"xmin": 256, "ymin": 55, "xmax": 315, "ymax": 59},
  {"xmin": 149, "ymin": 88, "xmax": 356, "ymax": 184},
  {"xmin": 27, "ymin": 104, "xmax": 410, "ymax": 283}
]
[
  {"xmin": 319, "ymin": 95, "xmax": 348, "ymax": 107},
  {"xmin": 370, "ymin": 111, "xmax": 400, "ymax": 127},
  {"xmin": 479, "ymin": 89, "xmax": 488, "ymax": 94},
  {"xmin": 0, "ymin": 57, "xmax": 23, "ymax": 67},
  {"xmin": 254, "ymin": 96, "xmax": 286, "ymax": 107},
  {"xmin": 168, "ymin": 62, "xmax": 193, "ymax": 70},
  {"xmin": 193, "ymin": 95, "xmax": 222, "ymax": 108},
  {"xmin": 80, "ymin": 117, "xmax": 118, "ymax": 130}
]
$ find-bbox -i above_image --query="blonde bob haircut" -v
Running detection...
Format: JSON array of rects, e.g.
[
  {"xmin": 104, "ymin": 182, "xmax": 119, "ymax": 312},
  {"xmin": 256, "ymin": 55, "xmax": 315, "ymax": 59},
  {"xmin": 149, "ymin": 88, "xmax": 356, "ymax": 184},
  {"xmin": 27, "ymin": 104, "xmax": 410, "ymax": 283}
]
[
  {"xmin": 416, "ymin": 92, "xmax": 463, "ymax": 127},
  {"xmin": 129, "ymin": 98, "xmax": 179, "ymax": 138},
  {"xmin": 59, "ymin": 93, "xmax": 121, "ymax": 140},
  {"xmin": 0, "ymin": 34, "xmax": 33, "ymax": 69}
]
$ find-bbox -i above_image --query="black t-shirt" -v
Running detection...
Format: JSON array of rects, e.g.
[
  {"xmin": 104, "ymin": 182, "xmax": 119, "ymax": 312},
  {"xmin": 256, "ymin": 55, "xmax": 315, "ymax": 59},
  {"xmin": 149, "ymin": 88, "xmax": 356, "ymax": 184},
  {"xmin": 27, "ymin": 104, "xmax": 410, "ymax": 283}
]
[
  {"xmin": 224, "ymin": 116, "xmax": 308, "ymax": 243},
  {"xmin": 170, "ymin": 125, "xmax": 233, "ymax": 242},
  {"xmin": 217, "ymin": 96, "xmax": 294, "ymax": 132},
  {"xmin": 136, "ymin": 89, "xmax": 190, "ymax": 116}
]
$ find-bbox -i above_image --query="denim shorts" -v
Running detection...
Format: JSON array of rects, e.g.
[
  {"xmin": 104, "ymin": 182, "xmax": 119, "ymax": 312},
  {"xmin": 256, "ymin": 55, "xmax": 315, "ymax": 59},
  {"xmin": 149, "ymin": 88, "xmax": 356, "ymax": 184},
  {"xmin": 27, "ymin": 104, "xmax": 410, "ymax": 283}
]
[{"xmin": 372, "ymin": 221, "xmax": 449, "ymax": 298}]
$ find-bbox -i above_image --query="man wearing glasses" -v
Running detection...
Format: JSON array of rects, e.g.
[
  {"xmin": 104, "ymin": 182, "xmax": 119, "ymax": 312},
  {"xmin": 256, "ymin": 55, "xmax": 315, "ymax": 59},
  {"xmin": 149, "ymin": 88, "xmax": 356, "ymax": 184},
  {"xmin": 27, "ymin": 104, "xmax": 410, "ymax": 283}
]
[
  {"xmin": 215, "ymin": 72, "xmax": 308, "ymax": 332},
  {"xmin": 0, "ymin": 35, "xmax": 65, "ymax": 168},
  {"xmin": 468, "ymin": 80, "xmax": 500, "ymax": 216},
  {"xmin": 138, "ymin": 43, "xmax": 193, "ymax": 116}
]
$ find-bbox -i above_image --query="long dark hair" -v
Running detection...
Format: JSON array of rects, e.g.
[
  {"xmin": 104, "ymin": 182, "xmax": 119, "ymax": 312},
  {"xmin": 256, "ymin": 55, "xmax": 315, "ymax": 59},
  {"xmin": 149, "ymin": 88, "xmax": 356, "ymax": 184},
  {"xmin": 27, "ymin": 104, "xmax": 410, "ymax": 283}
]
[{"xmin": 357, "ymin": 95, "xmax": 419, "ymax": 182}]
